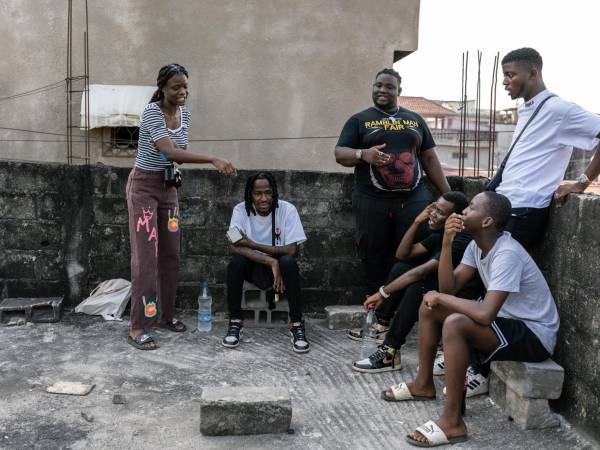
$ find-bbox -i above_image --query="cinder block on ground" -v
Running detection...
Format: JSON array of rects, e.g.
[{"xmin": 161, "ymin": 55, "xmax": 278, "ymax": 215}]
[
  {"xmin": 490, "ymin": 372, "xmax": 559, "ymax": 429},
  {"xmin": 324, "ymin": 305, "xmax": 366, "ymax": 330},
  {"xmin": 491, "ymin": 359, "xmax": 564, "ymax": 399},
  {"xmin": 241, "ymin": 282, "xmax": 290, "ymax": 324},
  {"xmin": 0, "ymin": 297, "xmax": 63, "ymax": 324},
  {"xmin": 200, "ymin": 386, "xmax": 292, "ymax": 436}
]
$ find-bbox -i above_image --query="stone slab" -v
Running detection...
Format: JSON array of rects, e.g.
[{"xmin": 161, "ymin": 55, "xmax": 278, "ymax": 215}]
[
  {"xmin": 200, "ymin": 386, "xmax": 292, "ymax": 436},
  {"xmin": 324, "ymin": 305, "xmax": 366, "ymax": 330},
  {"xmin": 46, "ymin": 381, "xmax": 95, "ymax": 396},
  {"xmin": 0, "ymin": 297, "xmax": 63, "ymax": 324},
  {"xmin": 490, "ymin": 372, "xmax": 559, "ymax": 430},
  {"xmin": 490, "ymin": 359, "xmax": 564, "ymax": 400}
]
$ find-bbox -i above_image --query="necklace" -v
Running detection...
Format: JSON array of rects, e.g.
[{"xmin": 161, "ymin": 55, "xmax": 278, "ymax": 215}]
[{"xmin": 374, "ymin": 106, "xmax": 401, "ymax": 122}]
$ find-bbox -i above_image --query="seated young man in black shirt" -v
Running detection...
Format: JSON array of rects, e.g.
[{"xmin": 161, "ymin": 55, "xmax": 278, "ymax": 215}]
[
  {"xmin": 352, "ymin": 192, "xmax": 485, "ymax": 374},
  {"xmin": 346, "ymin": 201, "xmax": 442, "ymax": 344}
]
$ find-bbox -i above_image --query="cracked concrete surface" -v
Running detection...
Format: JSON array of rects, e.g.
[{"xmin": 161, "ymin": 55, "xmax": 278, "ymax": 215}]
[{"xmin": 0, "ymin": 313, "xmax": 597, "ymax": 450}]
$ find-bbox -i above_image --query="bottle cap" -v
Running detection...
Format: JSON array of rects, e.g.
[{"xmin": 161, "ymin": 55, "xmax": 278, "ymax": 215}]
[{"xmin": 202, "ymin": 281, "xmax": 209, "ymax": 288}]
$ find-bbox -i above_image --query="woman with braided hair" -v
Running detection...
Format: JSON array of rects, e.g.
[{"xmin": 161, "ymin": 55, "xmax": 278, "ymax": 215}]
[{"xmin": 126, "ymin": 63, "xmax": 236, "ymax": 350}]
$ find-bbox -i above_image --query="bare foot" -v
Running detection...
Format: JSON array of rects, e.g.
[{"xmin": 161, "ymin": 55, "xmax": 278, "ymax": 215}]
[
  {"xmin": 406, "ymin": 381, "xmax": 436, "ymax": 398},
  {"xmin": 407, "ymin": 418, "xmax": 467, "ymax": 445},
  {"xmin": 382, "ymin": 380, "xmax": 436, "ymax": 401}
]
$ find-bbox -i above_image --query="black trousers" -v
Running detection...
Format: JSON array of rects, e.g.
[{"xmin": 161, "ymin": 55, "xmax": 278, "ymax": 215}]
[
  {"xmin": 353, "ymin": 185, "xmax": 432, "ymax": 295},
  {"xmin": 226, "ymin": 254, "xmax": 303, "ymax": 322},
  {"xmin": 505, "ymin": 206, "xmax": 550, "ymax": 251},
  {"xmin": 383, "ymin": 275, "xmax": 438, "ymax": 349},
  {"xmin": 375, "ymin": 261, "xmax": 418, "ymax": 322}
]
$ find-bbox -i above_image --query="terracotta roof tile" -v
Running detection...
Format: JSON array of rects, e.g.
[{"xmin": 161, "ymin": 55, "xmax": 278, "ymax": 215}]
[{"xmin": 398, "ymin": 96, "xmax": 457, "ymax": 117}]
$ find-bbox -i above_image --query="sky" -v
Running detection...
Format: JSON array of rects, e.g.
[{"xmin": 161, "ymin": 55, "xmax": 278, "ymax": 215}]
[{"xmin": 394, "ymin": 0, "xmax": 600, "ymax": 112}]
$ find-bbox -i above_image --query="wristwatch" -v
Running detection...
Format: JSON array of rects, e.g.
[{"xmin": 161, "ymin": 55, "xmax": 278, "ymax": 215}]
[
  {"xmin": 355, "ymin": 149, "xmax": 363, "ymax": 160},
  {"xmin": 577, "ymin": 173, "xmax": 591, "ymax": 186}
]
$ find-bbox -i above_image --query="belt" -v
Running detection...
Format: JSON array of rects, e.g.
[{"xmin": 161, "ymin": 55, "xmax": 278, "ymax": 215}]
[{"xmin": 511, "ymin": 206, "xmax": 549, "ymax": 215}]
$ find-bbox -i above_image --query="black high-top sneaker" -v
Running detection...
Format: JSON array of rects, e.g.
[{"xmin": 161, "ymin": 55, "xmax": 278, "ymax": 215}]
[
  {"xmin": 352, "ymin": 345, "xmax": 402, "ymax": 373},
  {"xmin": 222, "ymin": 319, "xmax": 244, "ymax": 348},
  {"xmin": 289, "ymin": 320, "xmax": 310, "ymax": 353}
]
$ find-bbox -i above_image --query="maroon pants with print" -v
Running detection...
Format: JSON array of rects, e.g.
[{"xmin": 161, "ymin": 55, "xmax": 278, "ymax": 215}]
[{"xmin": 126, "ymin": 167, "xmax": 180, "ymax": 329}]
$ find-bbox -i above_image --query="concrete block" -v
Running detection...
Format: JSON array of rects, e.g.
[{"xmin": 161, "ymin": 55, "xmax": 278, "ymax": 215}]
[
  {"xmin": 491, "ymin": 359, "xmax": 564, "ymax": 399},
  {"xmin": 490, "ymin": 372, "xmax": 559, "ymax": 430},
  {"xmin": 241, "ymin": 282, "xmax": 289, "ymax": 325},
  {"xmin": 489, "ymin": 372, "xmax": 507, "ymax": 410},
  {"xmin": 200, "ymin": 386, "xmax": 291, "ymax": 436},
  {"xmin": 0, "ymin": 297, "xmax": 63, "ymax": 324},
  {"xmin": 324, "ymin": 305, "xmax": 366, "ymax": 330}
]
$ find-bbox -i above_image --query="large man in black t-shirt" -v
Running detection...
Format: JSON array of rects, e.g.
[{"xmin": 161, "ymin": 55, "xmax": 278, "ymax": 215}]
[{"xmin": 335, "ymin": 68, "xmax": 451, "ymax": 296}]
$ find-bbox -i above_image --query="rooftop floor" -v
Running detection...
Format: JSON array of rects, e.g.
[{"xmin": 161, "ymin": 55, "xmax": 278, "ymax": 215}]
[{"xmin": 0, "ymin": 313, "xmax": 596, "ymax": 450}]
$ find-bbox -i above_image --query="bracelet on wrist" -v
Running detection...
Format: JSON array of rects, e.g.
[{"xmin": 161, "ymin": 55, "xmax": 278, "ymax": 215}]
[{"xmin": 379, "ymin": 286, "xmax": 390, "ymax": 299}]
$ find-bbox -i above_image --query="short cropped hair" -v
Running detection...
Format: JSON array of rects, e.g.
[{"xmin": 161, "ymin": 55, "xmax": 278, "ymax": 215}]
[
  {"xmin": 441, "ymin": 191, "xmax": 468, "ymax": 214},
  {"xmin": 375, "ymin": 68, "xmax": 402, "ymax": 86},
  {"xmin": 501, "ymin": 48, "xmax": 543, "ymax": 70},
  {"xmin": 481, "ymin": 192, "xmax": 512, "ymax": 230}
]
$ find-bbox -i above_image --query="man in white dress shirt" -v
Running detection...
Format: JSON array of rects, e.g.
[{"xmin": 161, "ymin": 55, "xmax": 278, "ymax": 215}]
[{"xmin": 495, "ymin": 47, "xmax": 600, "ymax": 249}]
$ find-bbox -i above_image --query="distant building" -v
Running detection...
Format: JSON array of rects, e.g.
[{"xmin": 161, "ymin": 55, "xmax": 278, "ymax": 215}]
[{"xmin": 399, "ymin": 96, "xmax": 515, "ymax": 173}]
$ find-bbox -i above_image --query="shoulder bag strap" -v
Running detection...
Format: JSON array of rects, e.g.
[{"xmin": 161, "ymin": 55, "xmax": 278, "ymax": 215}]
[{"xmin": 487, "ymin": 94, "xmax": 556, "ymax": 190}]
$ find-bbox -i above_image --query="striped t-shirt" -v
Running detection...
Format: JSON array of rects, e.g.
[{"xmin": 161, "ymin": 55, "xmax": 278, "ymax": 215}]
[{"xmin": 135, "ymin": 102, "xmax": 191, "ymax": 171}]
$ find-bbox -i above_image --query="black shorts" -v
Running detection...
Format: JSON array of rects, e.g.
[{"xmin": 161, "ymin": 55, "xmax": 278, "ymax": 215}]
[{"xmin": 473, "ymin": 317, "xmax": 551, "ymax": 364}]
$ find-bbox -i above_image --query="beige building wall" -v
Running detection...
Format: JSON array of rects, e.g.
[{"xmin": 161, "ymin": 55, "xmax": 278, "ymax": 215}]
[{"xmin": 1, "ymin": 0, "xmax": 420, "ymax": 172}]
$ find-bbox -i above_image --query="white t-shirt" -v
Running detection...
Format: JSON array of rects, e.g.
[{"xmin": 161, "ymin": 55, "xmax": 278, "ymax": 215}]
[
  {"xmin": 497, "ymin": 90, "xmax": 600, "ymax": 208},
  {"xmin": 229, "ymin": 200, "xmax": 307, "ymax": 247},
  {"xmin": 461, "ymin": 232, "xmax": 559, "ymax": 354}
]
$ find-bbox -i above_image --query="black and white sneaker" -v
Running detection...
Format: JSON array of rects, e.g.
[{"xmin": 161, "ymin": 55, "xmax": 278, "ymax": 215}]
[
  {"xmin": 289, "ymin": 320, "xmax": 310, "ymax": 353},
  {"xmin": 433, "ymin": 350, "xmax": 445, "ymax": 376},
  {"xmin": 222, "ymin": 319, "xmax": 243, "ymax": 348},
  {"xmin": 352, "ymin": 345, "xmax": 402, "ymax": 373},
  {"xmin": 442, "ymin": 366, "xmax": 489, "ymax": 398}
]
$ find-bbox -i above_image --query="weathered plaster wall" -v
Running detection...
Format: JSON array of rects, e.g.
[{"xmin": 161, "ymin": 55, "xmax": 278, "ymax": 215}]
[{"xmin": 0, "ymin": 0, "xmax": 420, "ymax": 171}]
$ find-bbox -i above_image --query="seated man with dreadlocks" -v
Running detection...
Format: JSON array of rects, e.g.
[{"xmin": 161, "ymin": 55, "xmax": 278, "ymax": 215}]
[{"xmin": 223, "ymin": 172, "xmax": 309, "ymax": 353}]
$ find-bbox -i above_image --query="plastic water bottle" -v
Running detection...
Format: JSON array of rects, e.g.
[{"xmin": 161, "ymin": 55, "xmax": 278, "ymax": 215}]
[
  {"xmin": 359, "ymin": 307, "xmax": 379, "ymax": 359},
  {"xmin": 197, "ymin": 281, "xmax": 212, "ymax": 332}
]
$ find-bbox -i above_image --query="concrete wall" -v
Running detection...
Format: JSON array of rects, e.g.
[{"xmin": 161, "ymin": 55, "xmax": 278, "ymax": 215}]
[
  {"xmin": 0, "ymin": 0, "xmax": 420, "ymax": 171},
  {"xmin": 0, "ymin": 161, "xmax": 362, "ymax": 313},
  {"xmin": 536, "ymin": 195, "xmax": 600, "ymax": 441}
]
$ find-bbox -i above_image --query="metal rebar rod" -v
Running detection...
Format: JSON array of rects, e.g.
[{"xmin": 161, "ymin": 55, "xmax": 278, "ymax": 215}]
[{"xmin": 85, "ymin": 0, "xmax": 90, "ymax": 164}]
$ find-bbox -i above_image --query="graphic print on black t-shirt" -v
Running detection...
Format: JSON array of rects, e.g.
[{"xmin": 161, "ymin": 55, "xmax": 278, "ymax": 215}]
[
  {"xmin": 337, "ymin": 107, "xmax": 436, "ymax": 198},
  {"xmin": 365, "ymin": 118, "xmax": 423, "ymax": 191}
]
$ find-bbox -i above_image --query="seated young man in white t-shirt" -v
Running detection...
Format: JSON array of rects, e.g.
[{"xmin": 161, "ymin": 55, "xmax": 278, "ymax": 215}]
[
  {"xmin": 387, "ymin": 191, "xmax": 559, "ymax": 447},
  {"xmin": 223, "ymin": 172, "xmax": 309, "ymax": 353}
]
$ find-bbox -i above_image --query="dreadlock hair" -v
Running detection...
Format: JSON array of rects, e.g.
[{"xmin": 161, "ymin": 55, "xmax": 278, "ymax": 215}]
[
  {"xmin": 244, "ymin": 172, "xmax": 279, "ymax": 216},
  {"xmin": 375, "ymin": 68, "xmax": 402, "ymax": 86},
  {"xmin": 441, "ymin": 191, "xmax": 469, "ymax": 214},
  {"xmin": 501, "ymin": 48, "xmax": 543, "ymax": 71},
  {"xmin": 150, "ymin": 63, "xmax": 189, "ymax": 103}
]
